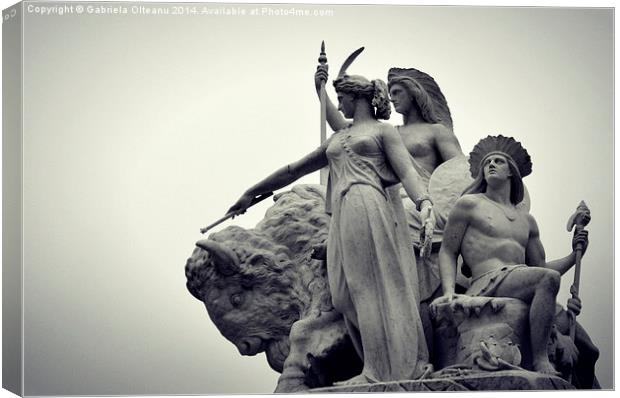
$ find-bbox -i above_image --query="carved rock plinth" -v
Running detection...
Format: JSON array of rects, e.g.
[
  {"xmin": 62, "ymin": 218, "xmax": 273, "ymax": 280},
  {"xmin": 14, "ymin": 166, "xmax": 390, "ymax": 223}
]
[
  {"xmin": 311, "ymin": 371, "xmax": 573, "ymax": 392},
  {"xmin": 432, "ymin": 297, "xmax": 532, "ymax": 371}
]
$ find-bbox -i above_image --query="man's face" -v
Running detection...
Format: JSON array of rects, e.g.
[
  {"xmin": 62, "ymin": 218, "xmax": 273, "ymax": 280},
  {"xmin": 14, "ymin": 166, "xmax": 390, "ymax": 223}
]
[
  {"xmin": 389, "ymin": 83, "xmax": 414, "ymax": 115},
  {"xmin": 483, "ymin": 154, "xmax": 512, "ymax": 182}
]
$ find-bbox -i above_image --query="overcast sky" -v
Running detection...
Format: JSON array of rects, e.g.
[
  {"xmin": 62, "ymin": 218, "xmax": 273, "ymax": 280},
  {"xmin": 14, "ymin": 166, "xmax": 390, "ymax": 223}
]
[{"xmin": 1, "ymin": 1, "xmax": 614, "ymax": 394}]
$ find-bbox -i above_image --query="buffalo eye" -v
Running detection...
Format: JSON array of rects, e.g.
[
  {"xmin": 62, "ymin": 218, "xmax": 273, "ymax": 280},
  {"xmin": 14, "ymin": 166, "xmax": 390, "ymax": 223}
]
[{"xmin": 248, "ymin": 254, "xmax": 265, "ymax": 266}]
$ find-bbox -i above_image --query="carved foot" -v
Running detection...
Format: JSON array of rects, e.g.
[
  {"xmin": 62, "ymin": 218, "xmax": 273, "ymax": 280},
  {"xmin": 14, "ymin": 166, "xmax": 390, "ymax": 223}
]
[{"xmin": 333, "ymin": 374, "xmax": 372, "ymax": 386}]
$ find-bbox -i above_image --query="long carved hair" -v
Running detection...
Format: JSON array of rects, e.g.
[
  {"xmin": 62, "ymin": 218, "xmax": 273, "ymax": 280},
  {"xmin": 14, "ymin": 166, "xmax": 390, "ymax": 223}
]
[
  {"xmin": 333, "ymin": 74, "xmax": 391, "ymax": 120},
  {"xmin": 387, "ymin": 68, "xmax": 453, "ymax": 129}
]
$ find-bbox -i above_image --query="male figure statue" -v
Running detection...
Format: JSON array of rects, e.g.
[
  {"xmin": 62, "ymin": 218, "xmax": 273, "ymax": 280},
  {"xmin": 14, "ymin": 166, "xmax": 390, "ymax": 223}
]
[{"xmin": 432, "ymin": 135, "xmax": 588, "ymax": 375}]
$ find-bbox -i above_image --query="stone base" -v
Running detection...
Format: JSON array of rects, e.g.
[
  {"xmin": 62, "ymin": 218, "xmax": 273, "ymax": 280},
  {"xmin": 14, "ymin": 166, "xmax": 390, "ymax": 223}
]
[
  {"xmin": 432, "ymin": 297, "xmax": 531, "ymax": 370},
  {"xmin": 311, "ymin": 370, "xmax": 573, "ymax": 392}
]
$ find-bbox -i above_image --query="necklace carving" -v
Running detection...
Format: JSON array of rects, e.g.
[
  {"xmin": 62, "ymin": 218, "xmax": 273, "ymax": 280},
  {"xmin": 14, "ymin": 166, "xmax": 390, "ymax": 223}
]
[{"xmin": 482, "ymin": 194, "xmax": 517, "ymax": 221}]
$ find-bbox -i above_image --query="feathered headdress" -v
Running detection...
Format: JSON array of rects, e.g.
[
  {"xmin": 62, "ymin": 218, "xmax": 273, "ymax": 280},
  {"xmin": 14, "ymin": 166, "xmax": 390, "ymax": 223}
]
[
  {"xmin": 468, "ymin": 135, "xmax": 532, "ymax": 179},
  {"xmin": 387, "ymin": 67, "xmax": 453, "ymax": 129}
]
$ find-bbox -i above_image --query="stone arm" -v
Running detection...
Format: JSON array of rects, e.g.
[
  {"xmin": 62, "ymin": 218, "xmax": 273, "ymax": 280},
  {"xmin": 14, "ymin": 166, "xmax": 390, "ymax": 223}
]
[
  {"xmin": 315, "ymin": 66, "xmax": 349, "ymax": 132},
  {"xmin": 228, "ymin": 143, "xmax": 329, "ymax": 215},
  {"xmin": 436, "ymin": 196, "xmax": 475, "ymax": 298},
  {"xmin": 322, "ymin": 92, "xmax": 349, "ymax": 132},
  {"xmin": 525, "ymin": 214, "xmax": 580, "ymax": 275},
  {"xmin": 433, "ymin": 124, "xmax": 464, "ymax": 163}
]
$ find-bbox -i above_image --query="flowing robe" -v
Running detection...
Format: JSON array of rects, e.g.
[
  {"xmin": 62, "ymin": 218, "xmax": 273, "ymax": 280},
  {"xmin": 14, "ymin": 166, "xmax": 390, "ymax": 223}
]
[{"xmin": 324, "ymin": 129, "xmax": 428, "ymax": 382}]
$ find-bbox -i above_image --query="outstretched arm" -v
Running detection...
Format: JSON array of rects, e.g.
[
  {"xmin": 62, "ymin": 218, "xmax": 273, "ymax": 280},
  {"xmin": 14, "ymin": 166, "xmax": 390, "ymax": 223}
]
[
  {"xmin": 434, "ymin": 124, "xmax": 463, "ymax": 163},
  {"xmin": 315, "ymin": 65, "xmax": 349, "ymax": 131},
  {"xmin": 228, "ymin": 143, "xmax": 328, "ymax": 215}
]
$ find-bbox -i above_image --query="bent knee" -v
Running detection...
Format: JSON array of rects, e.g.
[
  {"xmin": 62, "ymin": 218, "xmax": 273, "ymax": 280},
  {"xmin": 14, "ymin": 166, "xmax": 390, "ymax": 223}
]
[{"xmin": 539, "ymin": 269, "xmax": 561, "ymax": 293}]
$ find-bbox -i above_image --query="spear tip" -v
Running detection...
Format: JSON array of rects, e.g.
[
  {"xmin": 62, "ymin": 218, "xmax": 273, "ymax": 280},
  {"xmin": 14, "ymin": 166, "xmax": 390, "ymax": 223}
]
[{"xmin": 318, "ymin": 41, "xmax": 327, "ymax": 64}]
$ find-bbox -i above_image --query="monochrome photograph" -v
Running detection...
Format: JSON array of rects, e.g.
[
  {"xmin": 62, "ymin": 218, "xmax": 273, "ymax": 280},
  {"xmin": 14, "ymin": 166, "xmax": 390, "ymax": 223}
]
[{"xmin": 1, "ymin": 1, "xmax": 614, "ymax": 395}]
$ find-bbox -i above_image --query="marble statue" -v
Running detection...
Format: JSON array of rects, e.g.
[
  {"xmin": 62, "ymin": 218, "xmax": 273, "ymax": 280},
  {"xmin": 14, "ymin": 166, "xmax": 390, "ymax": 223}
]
[
  {"xmin": 221, "ymin": 52, "xmax": 435, "ymax": 385},
  {"xmin": 431, "ymin": 135, "xmax": 589, "ymax": 376},
  {"xmin": 186, "ymin": 45, "xmax": 601, "ymax": 391},
  {"xmin": 186, "ymin": 182, "xmax": 595, "ymax": 392},
  {"xmin": 315, "ymin": 61, "xmax": 464, "ymax": 356}
]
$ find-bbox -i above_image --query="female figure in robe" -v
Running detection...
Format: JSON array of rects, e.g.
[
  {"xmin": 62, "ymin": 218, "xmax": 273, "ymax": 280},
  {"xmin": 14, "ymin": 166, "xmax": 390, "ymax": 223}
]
[
  {"xmin": 315, "ymin": 65, "xmax": 464, "ymax": 358},
  {"xmin": 228, "ymin": 71, "xmax": 433, "ymax": 384}
]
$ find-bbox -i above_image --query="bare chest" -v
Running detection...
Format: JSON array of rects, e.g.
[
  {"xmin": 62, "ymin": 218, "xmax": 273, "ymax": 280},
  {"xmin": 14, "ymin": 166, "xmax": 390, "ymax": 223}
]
[
  {"xmin": 398, "ymin": 125, "xmax": 438, "ymax": 168},
  {"xmin": 399, "ymin": 126, "xmax": 434, "ymax": 155},
  {"xmin": 470, "ymin": 200, "xmax": 530, "ymax": 245}
]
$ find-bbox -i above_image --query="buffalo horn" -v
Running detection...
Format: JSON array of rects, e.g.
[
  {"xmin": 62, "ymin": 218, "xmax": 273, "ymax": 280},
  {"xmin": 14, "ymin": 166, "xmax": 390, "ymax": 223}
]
[{"xmin": 195, "ymin": 239, "xmax": 240, "ymax": 276}]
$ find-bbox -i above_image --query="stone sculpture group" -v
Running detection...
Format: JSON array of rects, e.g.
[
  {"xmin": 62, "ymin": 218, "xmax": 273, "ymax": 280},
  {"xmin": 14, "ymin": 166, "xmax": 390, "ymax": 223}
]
[{"xmin": 185, "ymin": 46, "xmax": 600, "ymax": 392}]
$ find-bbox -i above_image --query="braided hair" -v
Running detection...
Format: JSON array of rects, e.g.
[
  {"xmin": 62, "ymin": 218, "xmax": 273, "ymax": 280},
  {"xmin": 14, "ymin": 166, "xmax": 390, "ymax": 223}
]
[{"xmin": 333, "ymin": 74, "xmax": 391, "ymax": 120}]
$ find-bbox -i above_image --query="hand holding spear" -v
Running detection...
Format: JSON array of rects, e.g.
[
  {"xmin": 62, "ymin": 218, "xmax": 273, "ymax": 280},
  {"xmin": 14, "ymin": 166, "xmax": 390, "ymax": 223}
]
[
  {"xmin": 200, "ymin": 192, "xmax": 273, "ymax": 234},
  {"xmin": 565, "ymin": 200, "xmax": 591, "ymax": 341}
]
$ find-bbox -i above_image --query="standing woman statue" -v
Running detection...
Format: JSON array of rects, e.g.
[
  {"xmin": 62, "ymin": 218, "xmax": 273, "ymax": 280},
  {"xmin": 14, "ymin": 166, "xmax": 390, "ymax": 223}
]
[
  {"xmin": 227, "ymin": 56, "xmax": 433, "ymax": 384},
  {"xmin": 316, "ymin": 63, "xmax": 463, "ymax": 358}
]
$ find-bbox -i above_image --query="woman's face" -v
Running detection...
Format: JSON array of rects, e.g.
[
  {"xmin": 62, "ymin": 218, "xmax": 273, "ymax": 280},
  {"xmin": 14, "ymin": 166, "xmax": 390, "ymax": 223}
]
[
  {"xmin": 337, "ymin": 91, "xmax": 356, "ymax": 118},
  {"xmin": 389, "ymin": 83, "xmax": 414, "ymax": 115}
]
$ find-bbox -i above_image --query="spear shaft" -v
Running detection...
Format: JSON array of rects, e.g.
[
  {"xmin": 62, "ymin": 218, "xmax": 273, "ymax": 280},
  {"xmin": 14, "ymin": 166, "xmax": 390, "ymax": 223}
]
[
  {"xmin": 318, "ymin": 41, "xmax": 328, "ymax": 186},
  {"xmin": 200, "ymin": 192, "xmax": 273, "ymax": 234},
  {"xmin": 565, "ymin": 201, "xmax": 590, "ymax": 384},
  {"xmin": 566, "ymin": 200, "xmax": 590, "ymax": 341}
]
